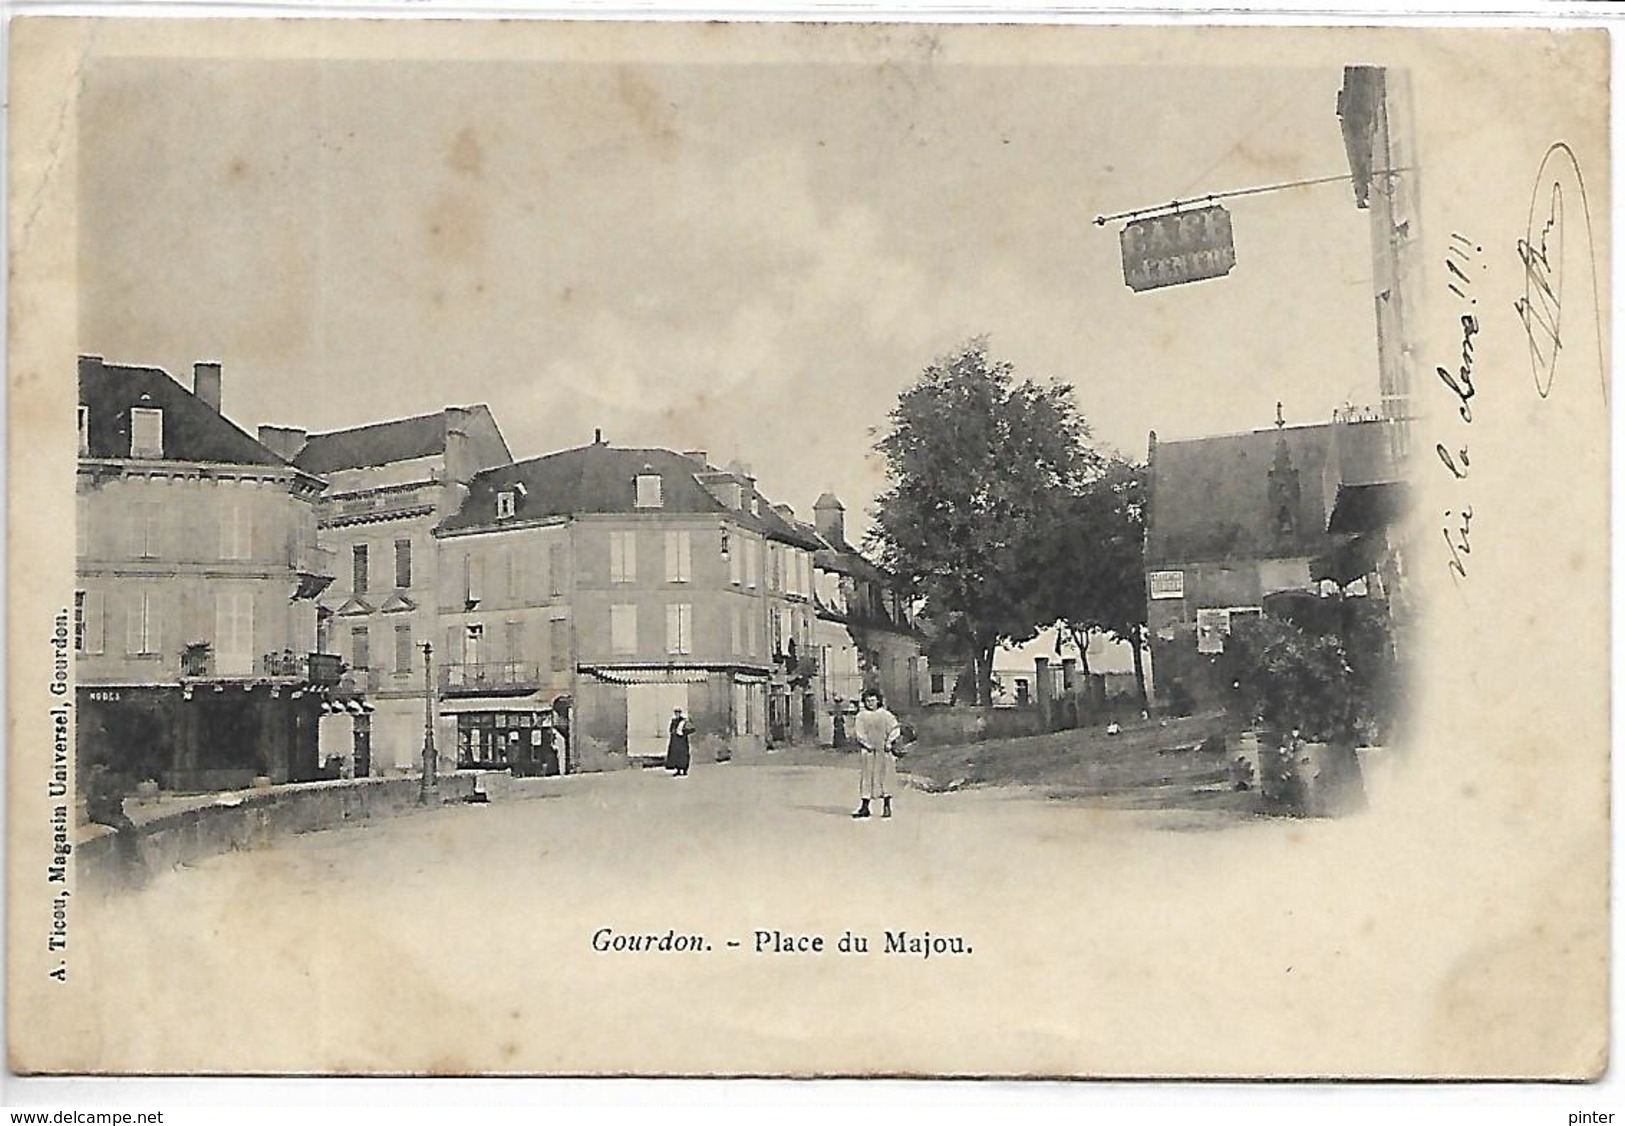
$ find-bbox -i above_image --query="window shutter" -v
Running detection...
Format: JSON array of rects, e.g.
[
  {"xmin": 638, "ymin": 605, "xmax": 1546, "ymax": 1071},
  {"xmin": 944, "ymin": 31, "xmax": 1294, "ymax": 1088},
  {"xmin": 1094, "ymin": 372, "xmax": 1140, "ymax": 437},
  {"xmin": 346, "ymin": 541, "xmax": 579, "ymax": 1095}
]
[
  {"xmin": 550, "ymin": 543, "xmax": 567, "ymax": 596},
  {"xmin": 84, "ymin": 591, "xmax": 104, "ymax": 655},
  {"xmin": 126, "ymin": 592, "xmax": 144, "ymax": 655},
  {"xmin": 550, "ymin": 619, "xmax": 569, "ymax": 671}
]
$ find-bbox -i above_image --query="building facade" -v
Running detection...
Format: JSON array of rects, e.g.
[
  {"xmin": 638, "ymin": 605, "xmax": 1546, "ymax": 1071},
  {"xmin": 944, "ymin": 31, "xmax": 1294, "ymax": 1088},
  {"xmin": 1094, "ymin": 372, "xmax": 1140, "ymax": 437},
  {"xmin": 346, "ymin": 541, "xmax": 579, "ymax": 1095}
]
[
  {"xmin": 273, "ymin": 406, "xmax": 513, "ymax": 776},
  {"xmin": 435, "ymin": 441, "xmax": 833, "ymax": 769},
  {"xmin": 1144, "ymin": 419, "xmax": 1338, "ymax": 714},
  {"xmin": 807, "ymin": 493, "xmax": 925, "ymax": 743},
  {"xmin": 75, "ymin": 356, "xmax": 337, "ymax": 791}
]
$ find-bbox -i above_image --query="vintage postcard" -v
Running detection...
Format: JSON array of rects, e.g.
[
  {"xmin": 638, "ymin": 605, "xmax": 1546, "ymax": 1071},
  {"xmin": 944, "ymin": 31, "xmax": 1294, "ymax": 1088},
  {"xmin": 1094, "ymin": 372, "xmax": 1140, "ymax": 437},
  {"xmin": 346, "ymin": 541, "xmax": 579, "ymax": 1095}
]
[{"xmin": 6, "ymin": 18, "xmax": 1609, "ymax": 1078}]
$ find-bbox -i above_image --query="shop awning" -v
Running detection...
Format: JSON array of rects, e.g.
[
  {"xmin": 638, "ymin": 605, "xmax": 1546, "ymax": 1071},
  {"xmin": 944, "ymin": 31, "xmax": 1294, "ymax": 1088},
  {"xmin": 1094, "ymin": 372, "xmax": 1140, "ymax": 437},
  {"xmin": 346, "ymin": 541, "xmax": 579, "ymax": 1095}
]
[
  {"xmin": 584, "ymin": 667, "xmax": 713, "ymax": 685},
  {"xmin": 439, "ymin": 694, "xmax": 550, "ymax": 714}
]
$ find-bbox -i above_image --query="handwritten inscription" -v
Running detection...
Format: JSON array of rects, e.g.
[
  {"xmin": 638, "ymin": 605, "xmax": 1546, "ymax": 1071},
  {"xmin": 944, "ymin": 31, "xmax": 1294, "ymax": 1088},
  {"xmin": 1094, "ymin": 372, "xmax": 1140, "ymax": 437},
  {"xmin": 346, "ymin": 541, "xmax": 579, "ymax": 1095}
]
[
  {"xmin": 1437, "ymin": 236, "xmax": 1483, "ymax": 585},
  {"xmin": 1516, "ymin": 142, "xmax": 1602, "ymax": 401}
]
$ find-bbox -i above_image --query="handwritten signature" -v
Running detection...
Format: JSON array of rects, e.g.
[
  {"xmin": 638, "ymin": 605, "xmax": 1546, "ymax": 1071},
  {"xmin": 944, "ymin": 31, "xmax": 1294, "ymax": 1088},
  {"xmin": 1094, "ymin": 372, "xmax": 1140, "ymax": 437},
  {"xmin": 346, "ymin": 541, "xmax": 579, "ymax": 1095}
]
[{"xmin": 1515, "ymin": 142, "xmax": 1602, "ymax": 401}]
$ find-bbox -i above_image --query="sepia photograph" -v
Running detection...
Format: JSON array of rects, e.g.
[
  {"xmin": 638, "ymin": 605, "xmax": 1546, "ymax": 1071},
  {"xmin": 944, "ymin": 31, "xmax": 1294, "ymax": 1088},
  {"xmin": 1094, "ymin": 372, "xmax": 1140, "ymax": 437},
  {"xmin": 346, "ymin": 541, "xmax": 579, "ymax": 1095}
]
[{"xmin": 6, "ymin": 16, "xmax": 1610, "ymax": 1082}]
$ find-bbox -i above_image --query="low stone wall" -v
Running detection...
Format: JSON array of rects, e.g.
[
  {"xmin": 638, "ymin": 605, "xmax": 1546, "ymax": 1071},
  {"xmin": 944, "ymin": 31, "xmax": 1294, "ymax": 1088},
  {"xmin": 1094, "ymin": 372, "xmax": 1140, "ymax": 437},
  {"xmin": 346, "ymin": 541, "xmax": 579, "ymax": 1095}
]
[{"xmin": 76, "ymin": 773, "xmax": 478, "ymax": 894}]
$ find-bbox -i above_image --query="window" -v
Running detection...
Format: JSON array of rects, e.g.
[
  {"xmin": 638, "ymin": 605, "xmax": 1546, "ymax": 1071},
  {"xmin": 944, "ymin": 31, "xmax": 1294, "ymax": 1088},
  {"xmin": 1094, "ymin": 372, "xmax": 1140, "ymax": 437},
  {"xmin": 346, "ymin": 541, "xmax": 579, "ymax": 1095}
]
[
  {"xmin": 610, "ymin": 531, "xmax": 637, "ymax": 584},
  {"xmin": 497, "ymin": 491, "xmax": 517, "ymax": 520},
  {"xmin": 127, "ymin": 501, "xmax": 162, "ymax": 559},
  {"xmin": 215, "ymin": 592, "xmax": 254, "ymax": 676},
  {"xmin": 464, "ymin": 623, "xmax": 485, "ymax": 665},
  {"xmin": 610, "ymin": 605, "xmax": 638, "ymax": 655},
  {"xmin": 634, "ymin": 472, "xmax": 663, "ymax": 509},
  {"xmin": 769, "ymin": 545, "xmax": 782, "ymax": 592},
  {"xmin": 77, "ymin": 406, "xmax": 89, "ymax": 456},
  {"xmin": 353, "ymin": 544, "xmax": 369, "ymax": 594},
  {"xmin": 507, "ymin": 549, "xmax": 526, "ymax": 601},
  {"xmin": 931, "ymin": 672, "xmax": 946, "ymax": 695},
  {"xmin": 127, "ymin": 591, "xmax": 157, "ymax": 655},
  {"xmin": 465, "ymin": 553, "xmax": 484, "ymax": 605},
  {"xmin": 219, "ymin": 499, "xmax": 253, "ymax": 561},
  {"xmin": 666, "ymin": 603, "xmax": 693, "ymax": 656},
  {"xmin": 728, "ymin": 531, "xmax": 742, "ymax": 585},
  {"xmin": 665, "ymin": 531, "xmax": 692, "ymax": 583},
  {"xmin": 505, "ymin": 620, "xmax": 525, "ymax": 663},
  {"xmin": 395, "ymin": 624, "xmax": 414, "ymax": 674},
  {"xmin": 129, "ymin": 407, "xmax": 163, "ymax": 458},
  {"xmin": 549, "ymin": 543, "xmax": 567, "ymax": 597},
  {"xmin": 395, "ymin": 539, "xmax": 412, "ymax": 589},
  {"xmin": 351, "ymin": 625, "xmax": 371, "ymax": 671},
  {"xmin": 747, "ymin": 608, "xmax": 758, "ymax": 656},
  {"xmin": 745, "ymin": 539, "xmax": 759, "ymax": 588},
  {"xmin": 550, "ymin": 619, "xmax": 569, "ymax": 671},
  {"xmin": 730, "ymin": 604, "xmax": 743, "ymax": 654}
]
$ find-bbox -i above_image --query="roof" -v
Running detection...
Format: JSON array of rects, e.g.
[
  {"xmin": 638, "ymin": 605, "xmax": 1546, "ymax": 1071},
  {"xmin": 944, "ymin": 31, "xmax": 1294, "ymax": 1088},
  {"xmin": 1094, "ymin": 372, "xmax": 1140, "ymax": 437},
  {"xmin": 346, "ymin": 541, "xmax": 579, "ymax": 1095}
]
[
  {"xmin": 438, "ymin": 444, "xmax": 823, "ymax": 549},
  {"xmin": 78, "ymin": 356, "xmax": 290, "ymax": 468},
  {"xmin": 1147, "ymin": 423, "xmax": 1336, "ymax": 565},
  {"xmin": 293, "ymin": 411, "xmax": 453, "ymax": 474}
]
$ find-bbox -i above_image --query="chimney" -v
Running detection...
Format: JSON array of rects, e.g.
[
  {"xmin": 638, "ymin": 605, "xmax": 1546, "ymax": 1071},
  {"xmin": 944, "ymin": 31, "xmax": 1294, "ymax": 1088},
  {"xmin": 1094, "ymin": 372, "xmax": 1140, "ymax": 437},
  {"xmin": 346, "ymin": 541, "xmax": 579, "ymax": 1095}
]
[
  {"xmin": 814, "ymin": 492, "xmax": 846, "ymax": 546},
  {"xmin": 257, "ymin": 425, "xmax": 308, "ymax": 461},
  {"xmin": 444, "ymin": 408, "xmax": 475, "ymax": 485},
  {"xmin": 193, "ymin": 362, "xmax": 222, "ymax": 412},
  {"xmin": 594, "ymin": 428, "xmax": 605, "ymax": 445},
  {"xmin": 683, "ymin": 450, "xmax": 709, "ymax": 467}
]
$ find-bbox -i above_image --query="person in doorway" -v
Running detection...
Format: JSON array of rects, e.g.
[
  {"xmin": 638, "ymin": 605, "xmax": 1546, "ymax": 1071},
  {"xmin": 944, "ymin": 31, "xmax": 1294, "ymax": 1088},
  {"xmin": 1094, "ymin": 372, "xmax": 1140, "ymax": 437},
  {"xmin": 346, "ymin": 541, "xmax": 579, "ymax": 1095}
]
[
  {"xmin": 665, "ymin": 708, "xmax": 694, "ymax": 776},
  {"xmin": 852, "ymin": 689, "xmax": 903, "ymax": 819}
]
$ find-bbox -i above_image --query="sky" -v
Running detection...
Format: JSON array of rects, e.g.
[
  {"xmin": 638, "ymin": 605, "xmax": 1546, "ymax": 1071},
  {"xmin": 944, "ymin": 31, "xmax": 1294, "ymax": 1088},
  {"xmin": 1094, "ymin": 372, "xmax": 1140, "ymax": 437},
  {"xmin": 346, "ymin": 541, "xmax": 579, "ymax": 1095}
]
[{"xmin": 80, "ymin": 48, "xmax": 1380, "ymax": 542}]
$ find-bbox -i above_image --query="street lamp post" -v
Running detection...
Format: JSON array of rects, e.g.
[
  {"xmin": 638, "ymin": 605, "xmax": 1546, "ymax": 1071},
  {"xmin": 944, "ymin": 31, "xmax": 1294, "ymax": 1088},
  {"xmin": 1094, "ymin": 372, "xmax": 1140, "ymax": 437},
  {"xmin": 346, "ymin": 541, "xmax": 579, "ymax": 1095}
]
[{"xmin": 420, "ymin": 640, "xmax": 438, "ymax": 804}]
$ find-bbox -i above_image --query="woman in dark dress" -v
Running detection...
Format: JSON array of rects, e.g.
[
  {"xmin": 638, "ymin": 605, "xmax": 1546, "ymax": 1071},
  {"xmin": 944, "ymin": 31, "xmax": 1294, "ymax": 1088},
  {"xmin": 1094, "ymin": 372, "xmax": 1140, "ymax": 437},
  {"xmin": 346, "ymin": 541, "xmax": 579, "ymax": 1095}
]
[{"xmin": 665, "ymin": 708, "xmax": 693, "ymax": 776}]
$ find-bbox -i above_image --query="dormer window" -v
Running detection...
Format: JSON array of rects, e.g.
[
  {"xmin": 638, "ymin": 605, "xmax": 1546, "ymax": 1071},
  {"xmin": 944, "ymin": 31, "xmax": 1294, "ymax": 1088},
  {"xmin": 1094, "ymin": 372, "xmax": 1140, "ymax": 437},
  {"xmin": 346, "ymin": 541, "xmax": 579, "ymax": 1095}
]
[
  {"xmin": 634, "ymin": 471, "xmax": 663, "ymax": 509},
  {"xmin": 77, "ymin": 406, "xmax": 89, "ymax": 456},
  {"xmin": 750, "ymin": 496, "xmax": 760, "ymax": 517},
  {"xmin": 496, "ymin": 490, "xmax": 517, "ymax": 520},
  {"xmin": 129, "ymin": 407, "xmax": 163, "ymax": 458}
]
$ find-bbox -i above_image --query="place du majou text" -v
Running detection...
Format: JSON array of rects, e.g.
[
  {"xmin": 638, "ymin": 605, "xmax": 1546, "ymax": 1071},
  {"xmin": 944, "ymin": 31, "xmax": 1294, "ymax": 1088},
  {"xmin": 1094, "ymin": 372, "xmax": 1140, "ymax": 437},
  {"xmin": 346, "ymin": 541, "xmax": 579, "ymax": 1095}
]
[{"xmin": 592, "ymin": 928, "xmax": 974, "ymax": 960}]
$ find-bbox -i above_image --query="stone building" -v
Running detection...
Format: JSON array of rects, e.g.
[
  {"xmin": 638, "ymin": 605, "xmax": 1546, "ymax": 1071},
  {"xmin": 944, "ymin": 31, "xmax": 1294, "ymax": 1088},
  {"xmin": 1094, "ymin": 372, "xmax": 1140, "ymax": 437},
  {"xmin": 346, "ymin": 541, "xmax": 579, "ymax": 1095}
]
[
  {"xmin": 75, "ymin": 355, "xmax": 336, "ymax": 790},
  {"xmin": 269, "ymin": 407, "xmax": 513, "ymax": 776}
]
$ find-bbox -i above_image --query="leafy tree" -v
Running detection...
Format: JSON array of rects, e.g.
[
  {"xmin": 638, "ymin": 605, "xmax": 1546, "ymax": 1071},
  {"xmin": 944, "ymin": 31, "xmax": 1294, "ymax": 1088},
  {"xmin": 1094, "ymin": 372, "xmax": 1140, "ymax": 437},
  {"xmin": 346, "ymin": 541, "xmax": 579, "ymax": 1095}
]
[
  {"xmin": 869, "ymin": 339, "xmax": 1099, "ymax": 705},
  {"xmin": 1024, "ymin": 459, "xmax": 1150, "ymax": 705}
]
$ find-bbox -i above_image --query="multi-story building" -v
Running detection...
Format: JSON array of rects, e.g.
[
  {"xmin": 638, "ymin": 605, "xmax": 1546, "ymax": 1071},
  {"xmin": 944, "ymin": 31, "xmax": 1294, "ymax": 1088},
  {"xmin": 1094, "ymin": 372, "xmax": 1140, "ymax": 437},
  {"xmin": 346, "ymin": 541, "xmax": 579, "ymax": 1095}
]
[
  {"xmin": 266, "ymin": 407, "xmax": 512, "ymax": 776},
  {"xmin": 807, "ymin": 493, "xmax": 925, "ymax": 743},
  {"xmin": 75, "ymin": 355, "xmax": 337, "ymax": 791},
  {"xmin": 434, "ymin": 439, "xmax": 827, "ymax": 769}
]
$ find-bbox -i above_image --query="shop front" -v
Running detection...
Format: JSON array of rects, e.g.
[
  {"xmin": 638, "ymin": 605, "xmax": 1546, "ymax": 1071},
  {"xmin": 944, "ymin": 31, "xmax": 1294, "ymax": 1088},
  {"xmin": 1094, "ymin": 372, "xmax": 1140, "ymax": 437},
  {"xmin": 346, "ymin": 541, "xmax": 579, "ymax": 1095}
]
[{"xmin": 442, "ymin": 695, "xmax": 573, "ymax": 775}]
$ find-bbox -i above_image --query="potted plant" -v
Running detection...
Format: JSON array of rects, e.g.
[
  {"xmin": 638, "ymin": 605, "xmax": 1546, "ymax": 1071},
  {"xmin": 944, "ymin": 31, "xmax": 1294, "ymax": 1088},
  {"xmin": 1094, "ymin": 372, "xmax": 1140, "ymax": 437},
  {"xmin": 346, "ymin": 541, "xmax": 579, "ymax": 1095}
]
[{"xmin": 1226, "ymin": 615, "xmax": 1364, "ymax": 816}]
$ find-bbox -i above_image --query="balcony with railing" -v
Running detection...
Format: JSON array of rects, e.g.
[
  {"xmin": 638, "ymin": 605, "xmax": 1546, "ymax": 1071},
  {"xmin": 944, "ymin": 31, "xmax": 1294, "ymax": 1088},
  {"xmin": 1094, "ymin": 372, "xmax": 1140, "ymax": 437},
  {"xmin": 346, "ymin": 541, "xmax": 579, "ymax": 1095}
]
[
  {"xmin": 177, "ymin": 648, "xmax": 343, "ymax": 684},
  {"xmin": 440, "ymin": 662, "xmax": 545, "ymax": 697}
]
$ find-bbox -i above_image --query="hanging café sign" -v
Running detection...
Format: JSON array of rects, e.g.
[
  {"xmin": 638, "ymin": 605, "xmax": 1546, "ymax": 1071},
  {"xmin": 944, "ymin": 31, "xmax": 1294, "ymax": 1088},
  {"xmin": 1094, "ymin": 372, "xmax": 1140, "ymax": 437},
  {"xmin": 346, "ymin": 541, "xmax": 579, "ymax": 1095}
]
[{"xmin": 1119, "ymin": 205, "xmax": 1236, "ymax": 292}]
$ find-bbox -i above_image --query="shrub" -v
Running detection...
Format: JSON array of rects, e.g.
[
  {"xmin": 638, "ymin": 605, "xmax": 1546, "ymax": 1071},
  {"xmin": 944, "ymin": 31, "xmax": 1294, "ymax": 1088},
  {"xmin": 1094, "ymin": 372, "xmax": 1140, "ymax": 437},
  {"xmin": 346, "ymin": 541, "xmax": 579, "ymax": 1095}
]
[{"xmin": 1225, "ymin": 615, "xmax": 1357, "ymax": 744}]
